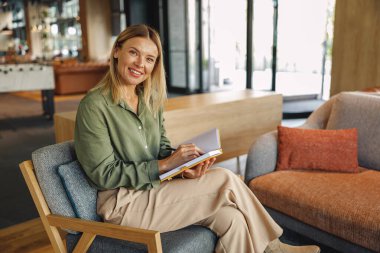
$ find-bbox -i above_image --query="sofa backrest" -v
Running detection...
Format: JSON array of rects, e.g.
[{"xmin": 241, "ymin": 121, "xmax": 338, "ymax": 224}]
[
  {"xmin": 326, "ymin": 92, "xmax": 380, "ymax": 171},
  {"xmin": 32, "ymin": 141, "xmax": 100, "ymax": 226}
]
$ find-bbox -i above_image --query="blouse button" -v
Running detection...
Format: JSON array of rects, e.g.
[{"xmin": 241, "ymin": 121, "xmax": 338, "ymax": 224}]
[
  {"xmin": 138, "ymin": 126, "xmax": 142, "ymax": 130},
  {"xmin": 145, "ymin": 145, "xmax": 148, "ymax": 149}
]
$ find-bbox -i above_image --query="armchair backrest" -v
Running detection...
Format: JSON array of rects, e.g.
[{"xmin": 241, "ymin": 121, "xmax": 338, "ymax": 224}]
[
  {"xmin": 325, "ymin": 92, "xmax": 380, "ymax": 171},
  {"xmin": 301, "ymin": 94, "xmax": 338, "ymax": 130},
  {"xmin": 31, "ymin": 140, "xmax": 100, "ymax": 222},
  {"xmin": 31, "ymin": 141, "xmax": 78, "ymax": 218},
  {"xmin": 20, "ymin": 155, "xmax": 70, "ymax": 252},
  {"xmin": 20, "ymin": 141, "xmax": 101, "ymax": 252},
  {"xmin": 245, "ymin": 91, "xmax": 380, "ymax": 182}
]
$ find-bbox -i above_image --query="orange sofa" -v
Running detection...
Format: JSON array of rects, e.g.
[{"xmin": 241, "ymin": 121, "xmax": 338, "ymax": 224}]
[
  {"xmin": 245, "ymin": 92, "xmax": 380, "ymax": 253},
  {"xmin": 53, "ymin": 61, "xmax": 109, "ymax": 95}
]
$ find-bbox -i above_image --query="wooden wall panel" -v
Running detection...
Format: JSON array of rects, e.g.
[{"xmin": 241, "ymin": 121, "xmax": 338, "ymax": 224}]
[
  {"xmin": 80, "ymin": 0, "xmax": 113, "ymax": 62},
  {"xmin": 330, "ymin": 0, "xmax": 380, "ymax": 96}
]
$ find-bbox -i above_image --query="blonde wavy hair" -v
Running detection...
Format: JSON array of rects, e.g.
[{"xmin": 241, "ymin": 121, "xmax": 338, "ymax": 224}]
[{"xmin": 95, "ymin": 24, "xmax": 167, "ymax": 116}]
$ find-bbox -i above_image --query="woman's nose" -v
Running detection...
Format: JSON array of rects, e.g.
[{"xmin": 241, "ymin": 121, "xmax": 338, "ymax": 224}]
[{"xmin": 135, "ymin": 57, "xmax": 144, "ymax": 67}]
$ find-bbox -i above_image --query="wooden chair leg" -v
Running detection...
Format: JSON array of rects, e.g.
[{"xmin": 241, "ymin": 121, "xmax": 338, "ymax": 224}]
[
  {"xmin": 20, "ymin": 161, "xmax": 67, "ymax": 253},
  {"xmin": 147, "ymin": 233, "xmax": 163, "ymax": 253},
  {"xmin": 72, "ymin": 232, "xmax": 96, "ymax": 253}
]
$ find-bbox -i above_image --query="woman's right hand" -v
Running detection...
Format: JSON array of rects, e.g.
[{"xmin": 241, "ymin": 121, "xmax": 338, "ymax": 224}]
[{"xmin": 158, "ymin": 144, "xmax": 203, "ymax": 173}]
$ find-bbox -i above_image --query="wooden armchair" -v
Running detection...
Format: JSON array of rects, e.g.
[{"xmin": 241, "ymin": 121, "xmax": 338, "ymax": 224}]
[{"xmin": 20, "ymin": 141, "xmax": 216, "ymax": 253}]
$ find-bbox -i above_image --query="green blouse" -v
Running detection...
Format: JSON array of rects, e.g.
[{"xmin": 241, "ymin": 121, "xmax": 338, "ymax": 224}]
[{"xmin": 74, "ymin": 88, "xmax": 172, "ymax": 191}]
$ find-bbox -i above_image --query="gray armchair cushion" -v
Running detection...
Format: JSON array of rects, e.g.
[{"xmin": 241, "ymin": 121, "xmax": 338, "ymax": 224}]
[
  {"xmin": 326, "ymin": 92, "xmax": 380, "ymax": 171},
  {"xmin": 58, "ymin": 160, "xmax": 101, "ymax": 221},
  {"xmin": 245, "ymin": 131, "xmax": 278, "ymax": 183},
  {"xmin": 32, "ymin": 141, "xmax": 77, "ymax": 218},
  {"xmin": 66, "ymin": 225, "xmax": 217, "ymax": 253}
]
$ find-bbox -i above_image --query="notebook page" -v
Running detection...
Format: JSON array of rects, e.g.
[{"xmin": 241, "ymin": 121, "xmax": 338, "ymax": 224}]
[{"xmin": 176, "ymin": 128, "xmax": 221, "ymax": 152}]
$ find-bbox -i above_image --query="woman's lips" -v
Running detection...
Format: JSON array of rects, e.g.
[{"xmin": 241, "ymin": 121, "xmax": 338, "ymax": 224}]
[{"xmin": 129, "ymin": 68, "xmax": 143, "ymax": 77}]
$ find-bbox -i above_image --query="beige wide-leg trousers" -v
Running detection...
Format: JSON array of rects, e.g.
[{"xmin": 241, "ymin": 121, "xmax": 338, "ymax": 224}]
[{"xmin": 97, "ymin": 168, "xmax": 283, "ymax": 253}]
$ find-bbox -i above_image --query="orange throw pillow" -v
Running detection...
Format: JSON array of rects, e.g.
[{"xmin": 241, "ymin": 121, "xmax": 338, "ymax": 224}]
[{"xmin": 276, "ymin": 126, "xmax": 359, "ymax": 173}]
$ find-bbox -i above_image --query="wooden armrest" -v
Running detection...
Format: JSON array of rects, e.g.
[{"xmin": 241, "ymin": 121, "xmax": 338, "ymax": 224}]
[{"xmin": 47, "ymin": 214, "xmax": 162, "ymax": 253}]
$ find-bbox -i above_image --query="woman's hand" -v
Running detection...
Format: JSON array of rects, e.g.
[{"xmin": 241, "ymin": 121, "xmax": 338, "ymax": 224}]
[
  {"xmin": 158, "ymin": 144, "xmax": 203, "ymax": 173},
  {"xmin": 182, "ymin": 157, "xmax": 216, "ymax": 179}
]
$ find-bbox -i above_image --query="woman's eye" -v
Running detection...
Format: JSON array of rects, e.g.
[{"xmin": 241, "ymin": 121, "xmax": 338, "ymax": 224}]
[
  {"xmin": 147, "ymin": 58, "xmax": 155, "ymax": 63},
  {"xmin": 129, "ymin": 50, "xmax": 137, "ymax": 56}
]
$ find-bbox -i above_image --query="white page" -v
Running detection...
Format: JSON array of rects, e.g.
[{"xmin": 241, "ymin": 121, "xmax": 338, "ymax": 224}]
[
  {"xmin": 159, "ymin": 128, "xmax": 222, "ymax": 181},
  {"xmin": 175, "ymin": 128, "xmax": 221, "ymax": 152}
]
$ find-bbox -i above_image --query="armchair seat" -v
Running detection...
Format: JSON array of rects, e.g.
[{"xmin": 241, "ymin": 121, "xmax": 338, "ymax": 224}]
[{"xmin": 249, "ymin": 168, "xmax": 380, "ymax": 252}]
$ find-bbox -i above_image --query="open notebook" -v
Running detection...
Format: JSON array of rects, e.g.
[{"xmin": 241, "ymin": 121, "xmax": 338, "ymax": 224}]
[{"xmin": 159, "ymin": 128, "xmax": 223, "ymax": 182}]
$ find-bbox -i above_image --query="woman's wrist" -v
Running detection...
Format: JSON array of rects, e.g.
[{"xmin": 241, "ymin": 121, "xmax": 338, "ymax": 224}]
[
  {"xmin": 158, "ymin": 158, "xmax": 172, "ymax": 174},
  {"xmin": 157, "ymin": 160, "xmax": 166, "ymax": 174}
]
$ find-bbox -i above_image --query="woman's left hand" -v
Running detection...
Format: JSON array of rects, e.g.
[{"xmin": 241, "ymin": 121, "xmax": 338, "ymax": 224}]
[{"xmin": 182, "ymin": 157, "xmax": 216, "ymax": 179}]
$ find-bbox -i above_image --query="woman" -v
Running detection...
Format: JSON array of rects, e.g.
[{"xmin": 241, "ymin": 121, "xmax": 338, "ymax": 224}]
[{"xmin": 75, "ymin": 24, "xmax": 319, "ymax": 253}]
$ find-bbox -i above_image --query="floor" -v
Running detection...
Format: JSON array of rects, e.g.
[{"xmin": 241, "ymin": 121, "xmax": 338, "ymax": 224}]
[
  {"xmin": 0, "ymin": 218, "xmax": 54, "ymax": 253},
  {"xmin": 0, "ymin": 91, "xmax": 342, "ymax": 252},
  {"xmin": 0, "ymin": 92, "xmax": 82, "ymax": 228}
]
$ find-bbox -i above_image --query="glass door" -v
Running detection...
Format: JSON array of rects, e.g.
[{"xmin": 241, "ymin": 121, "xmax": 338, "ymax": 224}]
[
  {"xmin": 251, "ymin": 0, "xmax": 335, "ymax": 99},
  {"xmin": 201, "ymin": 0, "xmax": 247, "ymax": 92},
  {"xmin": 251, "ymin": 0, "xmax": 275, "ymax": 91},
  {"xmin": 275, "ymin": 0, "xmax": 331, "ymax": 97}
]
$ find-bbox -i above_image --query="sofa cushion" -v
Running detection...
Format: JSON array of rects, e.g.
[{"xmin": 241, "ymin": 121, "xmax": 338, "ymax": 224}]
[
  {"xmin": 326, "ymin": 92, "xmax": 380, "ymax": 171},
  {"xmin": 58, "ymin": 160, "xmax": 101, "ymax": 221},
  {"xmin": 276, "ymin": 126, "xmax": 359, "ymax": 173},
  {"xmin": 249, "ymin": 169, "xmax": 380, "ymax": 252},
  {"xmin": 66, "ymin": 225, "xmax": 217, "ymax": 253}
]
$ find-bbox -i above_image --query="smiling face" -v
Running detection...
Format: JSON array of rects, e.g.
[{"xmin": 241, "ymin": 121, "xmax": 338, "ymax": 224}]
[{"xmin": 113, "ymin": 37, "xmax": 159, "ymax": 88}]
